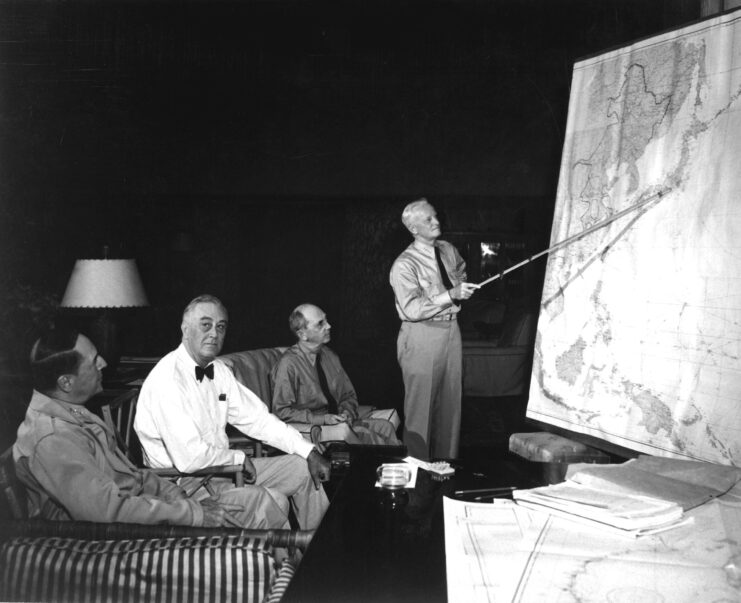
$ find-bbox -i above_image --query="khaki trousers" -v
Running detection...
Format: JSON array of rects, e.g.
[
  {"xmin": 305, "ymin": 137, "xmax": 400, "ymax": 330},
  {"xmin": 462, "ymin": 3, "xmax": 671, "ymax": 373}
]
[
  {"xmin": 183, "ymin": 454, "xmax": 329, "ymax": 530},
  {"xmin": 397, "ymin": 319, "xmax": 462, "ymax": 460},
  {"xmin": 292, "ymin": 408, "xmax": 401, "ymax": 446}
]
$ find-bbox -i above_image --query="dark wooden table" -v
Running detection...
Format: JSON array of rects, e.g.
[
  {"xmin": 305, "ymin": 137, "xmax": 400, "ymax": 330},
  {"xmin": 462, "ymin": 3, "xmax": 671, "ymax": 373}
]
[{"xmin": 282, "ymin": 447, "xmax": 548, "ymax": 603}]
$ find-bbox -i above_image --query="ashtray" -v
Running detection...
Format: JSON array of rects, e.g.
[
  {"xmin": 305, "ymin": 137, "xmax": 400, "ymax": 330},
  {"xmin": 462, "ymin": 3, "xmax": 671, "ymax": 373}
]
[{"xmin": 376, "ymin": 463, "xmax": 412, "ymax": 489}]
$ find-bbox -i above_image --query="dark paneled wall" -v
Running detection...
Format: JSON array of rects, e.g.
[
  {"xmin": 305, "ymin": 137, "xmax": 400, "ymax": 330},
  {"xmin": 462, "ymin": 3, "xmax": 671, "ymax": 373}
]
[
  {"xmin": 0, "ymin": 0, "xmax": 700, "ymax": 199},
  {"xmin": 0, "ymin": 1, "xmax": 701, "ymax": 405}
]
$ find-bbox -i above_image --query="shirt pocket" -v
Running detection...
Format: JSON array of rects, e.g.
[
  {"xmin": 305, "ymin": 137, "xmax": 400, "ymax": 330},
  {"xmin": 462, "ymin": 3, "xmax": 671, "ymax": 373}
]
[
  {"xmin": 417, "ymin": 276, "xmax": 435, "ymax": 294},
  {"xmin": 418, "ymin": 275, "xmax": 443, "ymax": 298}
]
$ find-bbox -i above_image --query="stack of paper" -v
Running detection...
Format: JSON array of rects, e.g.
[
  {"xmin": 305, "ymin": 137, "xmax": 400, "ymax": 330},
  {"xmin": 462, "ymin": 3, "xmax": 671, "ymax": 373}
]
[
  {"xmin": 513, "ymin": 482, "xmax": 686, "ymax": 536},
  {"xmin": 563, "ymin": 456, "xmax": 741, "ymax": 510},
  {"xmin": 512, "ymin": 456, "xmax": 741, "ymax": 537}
]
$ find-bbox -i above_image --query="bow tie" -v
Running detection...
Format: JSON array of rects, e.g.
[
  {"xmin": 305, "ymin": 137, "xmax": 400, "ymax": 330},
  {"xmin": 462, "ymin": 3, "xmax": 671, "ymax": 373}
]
[{"xmin": 195, "ymin": 364, "xmax": 214, "ymax": 382}]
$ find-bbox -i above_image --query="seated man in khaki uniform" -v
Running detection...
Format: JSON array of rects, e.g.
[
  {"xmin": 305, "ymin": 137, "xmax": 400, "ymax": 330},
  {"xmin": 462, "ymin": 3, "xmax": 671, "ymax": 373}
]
[
  {"xmin": 271, "ymin": 303, "xmax": 401, "ymax": 446},
  {"xmin": 13, "ymin": 325, "xmax": 244, "ymax": 528}
]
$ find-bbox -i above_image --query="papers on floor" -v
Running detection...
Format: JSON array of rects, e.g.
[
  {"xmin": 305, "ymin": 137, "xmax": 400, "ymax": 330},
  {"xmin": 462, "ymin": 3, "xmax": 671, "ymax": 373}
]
[{"xmin": 512, "ymin": 456, "xmax": 741, "ymax": 537}]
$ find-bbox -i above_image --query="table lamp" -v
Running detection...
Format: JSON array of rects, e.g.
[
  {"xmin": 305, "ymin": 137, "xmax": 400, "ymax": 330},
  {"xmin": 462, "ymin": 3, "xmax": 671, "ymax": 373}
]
[{"xmin": 60, "ymin": 258, "xmax": 149, "ymax": 371}]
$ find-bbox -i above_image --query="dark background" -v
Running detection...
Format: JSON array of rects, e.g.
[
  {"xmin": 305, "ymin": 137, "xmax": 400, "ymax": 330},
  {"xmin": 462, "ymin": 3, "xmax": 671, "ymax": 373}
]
[{"xmin": 0, "ymin": 0, "xmax": 709, "ymax": 446}]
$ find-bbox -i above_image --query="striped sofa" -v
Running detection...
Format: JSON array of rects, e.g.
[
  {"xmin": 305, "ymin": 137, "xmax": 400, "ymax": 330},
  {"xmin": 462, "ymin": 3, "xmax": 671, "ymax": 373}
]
[
  {"xmin": 0, "ymin": 446, "xmax": 308, "ymax": 603},
  {"xmin": 1, "ymin": 533, "xmax": 280, "ymax": 603}
]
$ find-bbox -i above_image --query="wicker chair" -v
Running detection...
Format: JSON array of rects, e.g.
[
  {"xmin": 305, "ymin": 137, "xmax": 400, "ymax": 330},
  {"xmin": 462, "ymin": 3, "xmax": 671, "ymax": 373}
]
[
  {"xmin": 96, "ymin": 388, "xmax": 245, "ymax": 497},
  {"xmin": 0, "ymin": 446, "xmax": 312, "ymax": 602}
]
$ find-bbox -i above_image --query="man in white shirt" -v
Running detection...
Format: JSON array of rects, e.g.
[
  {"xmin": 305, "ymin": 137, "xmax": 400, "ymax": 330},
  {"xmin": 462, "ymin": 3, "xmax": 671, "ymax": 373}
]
[
  {"xmin": 135, "ymin": 294, "xmax": 330, "ymax": 530},
  {"xmin": 14, "ymin": 325, "xmax": 241, "ymax": 529},
  {"xmin": 389, "ymin": 199, "xmax": 478, "ymax": 460}
]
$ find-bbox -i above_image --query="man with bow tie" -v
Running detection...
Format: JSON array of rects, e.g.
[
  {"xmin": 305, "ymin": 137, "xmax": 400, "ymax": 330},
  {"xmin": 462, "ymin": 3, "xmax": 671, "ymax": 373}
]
[
  {"xmin": 135, "ymin": 294, "xmax": 330, "ymax": 531},
  {"xmin": 13, "ymin": 324, "xmax": 245, "ymax": 529}
]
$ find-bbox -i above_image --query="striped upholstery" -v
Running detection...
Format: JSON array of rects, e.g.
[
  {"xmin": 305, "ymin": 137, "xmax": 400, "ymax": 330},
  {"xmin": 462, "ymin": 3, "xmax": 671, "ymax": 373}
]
[
  {"xmin": 264, "ymin": 558, "xmax": 297, "ymax": 603},
  {"xmin": 0, "ymin": 534, "xmax": 275, "ymax": 603}
]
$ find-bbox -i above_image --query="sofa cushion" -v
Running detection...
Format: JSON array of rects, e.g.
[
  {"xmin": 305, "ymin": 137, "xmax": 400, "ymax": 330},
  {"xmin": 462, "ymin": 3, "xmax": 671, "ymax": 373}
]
[
  {"xmin": 0, "ymin": 534, "xmax": 275, "ymax": 603},
  {"xmin": 219, "ymin": 348, "xmax": 287, "ymax": 407}
]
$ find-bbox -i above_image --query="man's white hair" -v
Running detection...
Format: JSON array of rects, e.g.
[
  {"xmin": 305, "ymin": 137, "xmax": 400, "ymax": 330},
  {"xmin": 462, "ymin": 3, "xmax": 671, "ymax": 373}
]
[
  {"xmin": 181, "ymin": 294, "xmax": 227, "ymax": 327},
  {"xmin": 401, "ymin": 198, "xmax": 432, "ymax": 231}
]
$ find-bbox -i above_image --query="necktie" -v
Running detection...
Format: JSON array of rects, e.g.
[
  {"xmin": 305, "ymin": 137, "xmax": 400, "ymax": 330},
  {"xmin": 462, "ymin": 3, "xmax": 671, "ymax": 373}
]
[
  {"xmin": 195, "ymin": 364, "xmax": 214, "ymax": 382},
  {"xmin": 435, "ymin": 245, "xmax": 460, "ymax": 306},
  {"xmin": 315, "ymin": 353, "xmax": 339, "ymax": 415}
]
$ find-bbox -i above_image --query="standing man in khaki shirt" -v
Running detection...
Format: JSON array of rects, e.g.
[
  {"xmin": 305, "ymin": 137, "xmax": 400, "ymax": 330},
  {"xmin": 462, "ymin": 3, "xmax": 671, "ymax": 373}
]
[{"xmin": 389, "ymin": 199, "xmax": 478, "ymax": 459}]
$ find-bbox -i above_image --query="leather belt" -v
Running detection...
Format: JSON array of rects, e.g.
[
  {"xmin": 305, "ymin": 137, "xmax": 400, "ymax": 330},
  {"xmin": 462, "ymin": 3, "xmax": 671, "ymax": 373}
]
[{"xmin": 429, "ymin": 314, "xmax": 456, "ymax": 322}]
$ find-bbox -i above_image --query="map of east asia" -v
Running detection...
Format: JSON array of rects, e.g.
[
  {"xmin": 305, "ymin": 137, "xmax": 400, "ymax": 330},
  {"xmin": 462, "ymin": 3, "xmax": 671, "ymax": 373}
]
[{"xmin": 528, "ymin": 11, "xmax": 741, "ymax": 466}]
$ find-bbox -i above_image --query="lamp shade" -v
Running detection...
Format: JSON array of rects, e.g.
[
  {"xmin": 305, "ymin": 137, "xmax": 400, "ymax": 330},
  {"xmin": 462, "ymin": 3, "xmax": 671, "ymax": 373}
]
[{"xmin": 61, "ymin": 259, "xmax": 149, "ymax": 308}]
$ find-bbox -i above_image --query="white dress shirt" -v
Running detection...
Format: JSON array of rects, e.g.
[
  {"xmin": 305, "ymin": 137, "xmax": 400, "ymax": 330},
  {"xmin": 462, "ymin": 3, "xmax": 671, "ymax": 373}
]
[{"xmin": 135, "ymin": 344, "xmax": 314, "ymax": 472}]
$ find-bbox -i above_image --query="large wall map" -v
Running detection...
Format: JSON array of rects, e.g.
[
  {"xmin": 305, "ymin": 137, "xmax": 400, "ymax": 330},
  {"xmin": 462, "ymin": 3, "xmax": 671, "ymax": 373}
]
[{"xmin": 527, "ymin": 10, "xmax": 741, "ymax": 466}]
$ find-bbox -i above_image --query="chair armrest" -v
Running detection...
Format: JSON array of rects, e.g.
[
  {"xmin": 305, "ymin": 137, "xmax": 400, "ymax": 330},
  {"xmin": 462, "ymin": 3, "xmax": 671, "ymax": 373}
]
[
  {"xmin": 0, "ymin": 519, "xmax": 314, "ymax": 550},
  {"xmin": 151, "ymin": 464, "xmax": 243, "ymax": 478},
  {"xmin": 150, "ymin": 464, "xmax": 245, "ymax": 494},
  {"xmin": 1, "ymin": 520, "xmax": 313, "ymax": 603},
  {"xmin": 227, "ymin": 425, "xmax": 266, "ymax": 458},
  {"xmin": 358, "ymin": 406, "xmax": 401, "ymax": 431}
]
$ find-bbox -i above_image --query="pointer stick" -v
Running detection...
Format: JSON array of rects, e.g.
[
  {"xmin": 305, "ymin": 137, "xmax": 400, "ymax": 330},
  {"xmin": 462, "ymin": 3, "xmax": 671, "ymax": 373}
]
[
  {"xmin": 477, "ymin": 191, "xmax": 665, "ymax": 288},
  {"xmin": 454, "ymin": 486, "xmax": 516, "ymax": 496}
]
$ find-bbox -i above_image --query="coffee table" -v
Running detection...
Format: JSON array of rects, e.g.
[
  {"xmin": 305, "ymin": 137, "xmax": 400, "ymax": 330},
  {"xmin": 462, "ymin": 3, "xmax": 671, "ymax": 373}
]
[{"xmin": 282, "ymin": 446, "xmax": 547, "ymax": 603}]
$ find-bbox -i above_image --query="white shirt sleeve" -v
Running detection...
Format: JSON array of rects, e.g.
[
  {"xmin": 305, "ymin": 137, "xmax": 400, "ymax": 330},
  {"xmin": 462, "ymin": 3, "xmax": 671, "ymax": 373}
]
[
  {"xmin": 220, "ymin": 364, "xmax": 314, "ymax": 459},
  {"xmin": 137, "ymin": 377, "xmax": 245, "ymax": 472},
  {"xmin": 135, "ymin": 347, "xmax": 313, "ymax": 473}
]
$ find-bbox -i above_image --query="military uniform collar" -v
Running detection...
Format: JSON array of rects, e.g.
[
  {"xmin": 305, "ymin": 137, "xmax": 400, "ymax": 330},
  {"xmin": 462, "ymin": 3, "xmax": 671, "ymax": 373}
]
[
  {"xmin": 28, "ymin": 390, "xmax": 95, "ymax": 425},
  {"xmin": 412, "ymin": 239, "xmax": 438, "ymax": 256}
]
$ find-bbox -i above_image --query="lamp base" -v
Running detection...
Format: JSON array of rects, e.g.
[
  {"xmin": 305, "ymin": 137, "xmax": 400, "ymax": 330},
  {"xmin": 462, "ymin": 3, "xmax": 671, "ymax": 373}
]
[
  {"xmin": 59, "ymin": 309, "xmax": 122, "ymax": 374},
  {"xmin": 90, "ymin": 311, "xmax": 122, "ymax": 373}
]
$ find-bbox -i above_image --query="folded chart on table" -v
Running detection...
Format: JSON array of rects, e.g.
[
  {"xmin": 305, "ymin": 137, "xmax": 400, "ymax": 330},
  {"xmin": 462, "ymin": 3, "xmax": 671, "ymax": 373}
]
[
  {"xmin": 511, "ymin": 456, "xmax": 741, "ymax": 537},
  {"xmin": 512, "ymin": 481, "xmax": 687, "ymax": 537},
  {"xmin": 562, "ymin": 455, "xmax": 741, "ymax": 510}
]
